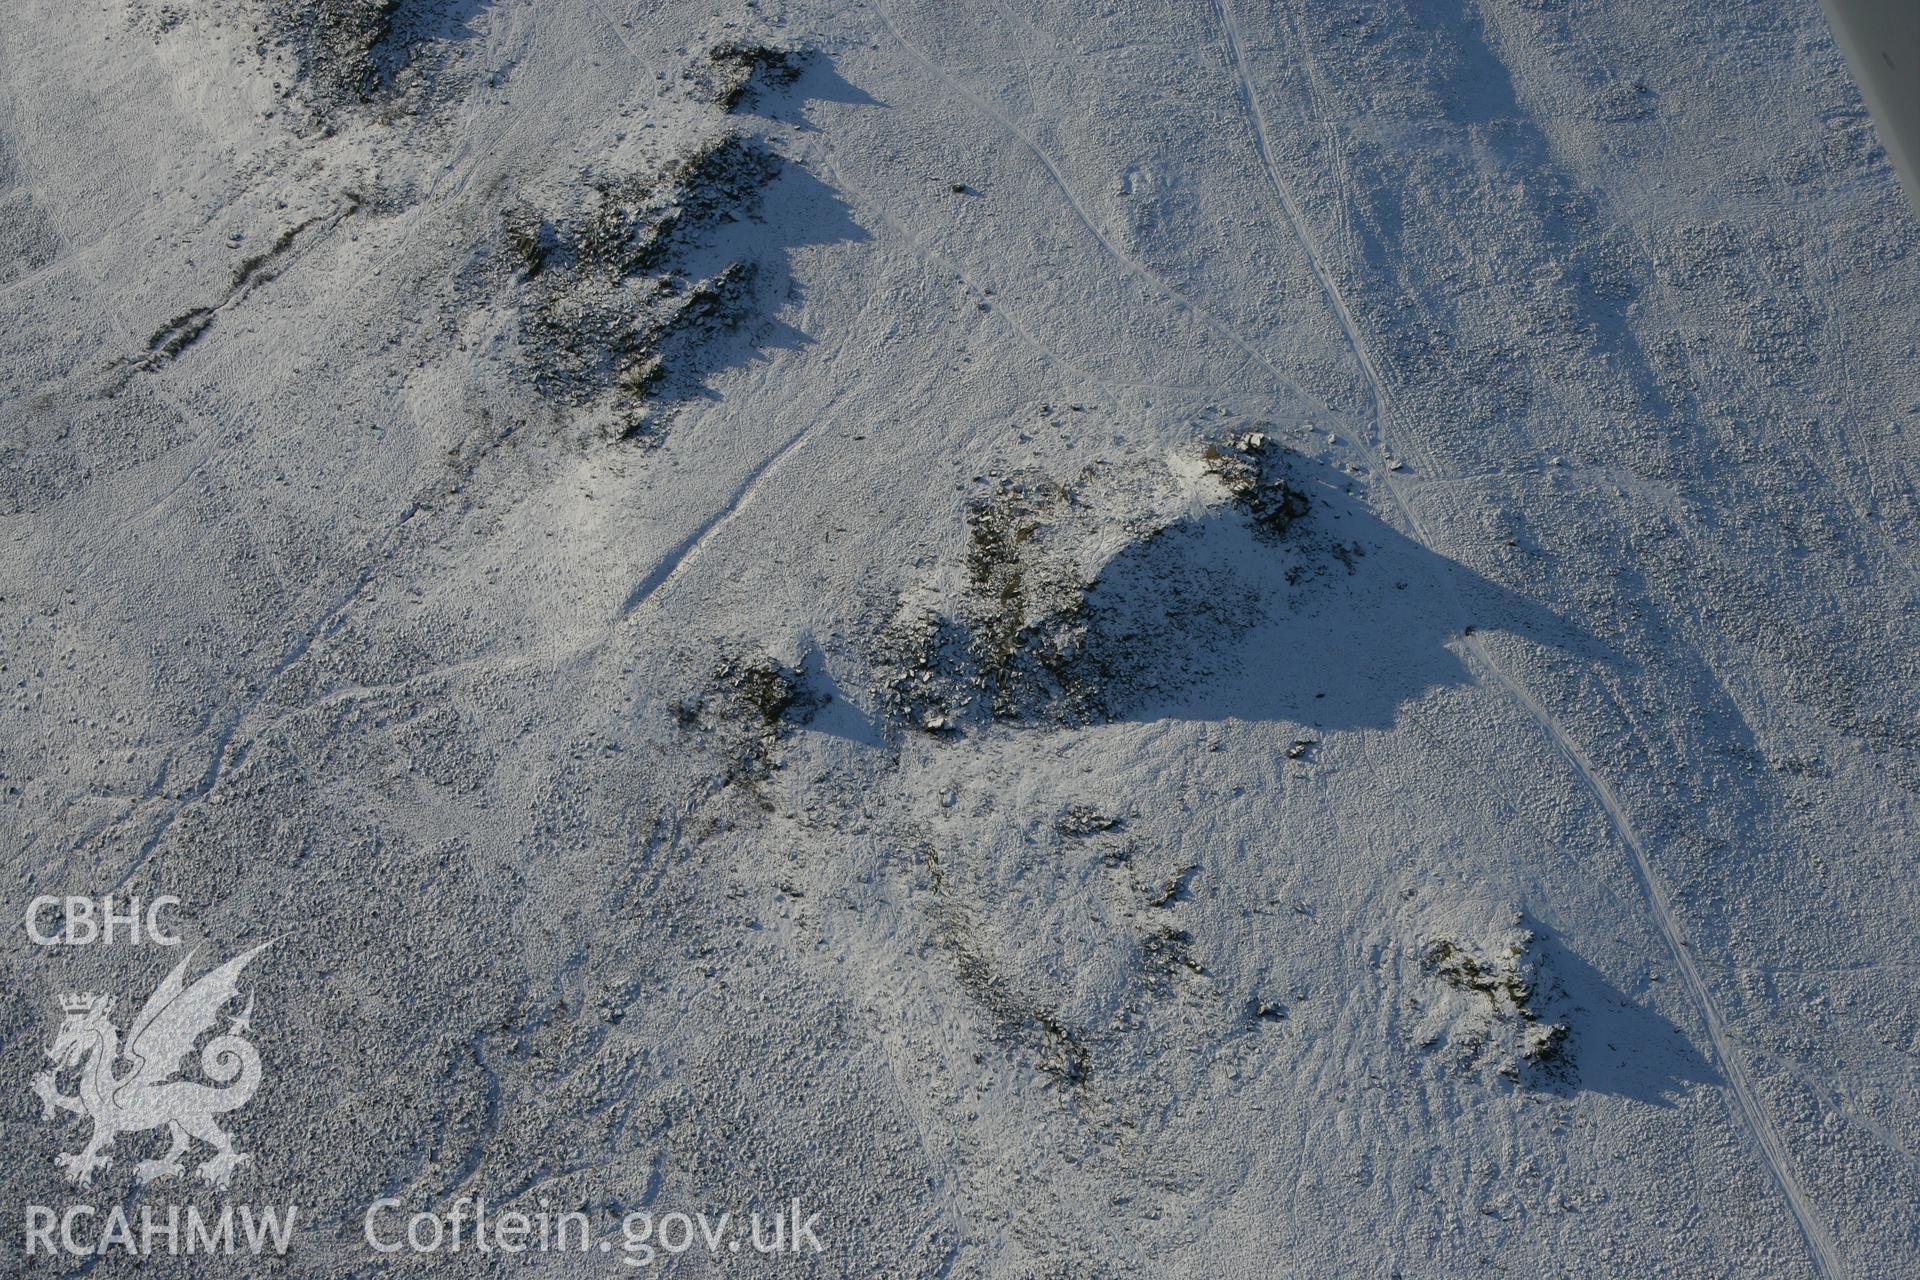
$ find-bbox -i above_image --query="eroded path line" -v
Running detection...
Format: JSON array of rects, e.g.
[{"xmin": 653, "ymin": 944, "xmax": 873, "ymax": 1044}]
[
  {"xmin": 1211, "ymin": 1, "xmax": 1843, "ymax": 1273},
  {"xmin": 1474, "ymin": 646, "xmax": 1845, "ymax": 1276},
  {"xmin": 617, "ymin": 417, "xmax": 820, "ymax": 619}
]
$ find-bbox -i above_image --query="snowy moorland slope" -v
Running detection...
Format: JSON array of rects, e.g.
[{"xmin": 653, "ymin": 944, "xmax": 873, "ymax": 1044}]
[{"xmin": 1, "ymin": 1, "xmax": 1916, "ymax": 1276}]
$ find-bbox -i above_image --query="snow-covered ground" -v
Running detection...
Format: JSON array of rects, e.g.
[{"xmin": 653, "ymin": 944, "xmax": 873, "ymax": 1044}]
[{"xmin": 2, "ymin": 1, "xmax": 1916, "ymax": 1275}]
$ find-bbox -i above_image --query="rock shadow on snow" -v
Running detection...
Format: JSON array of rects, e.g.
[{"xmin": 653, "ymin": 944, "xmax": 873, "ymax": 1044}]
[
  {"xmin": 498, "ymin": 101, "xmax": 866, "ymax": 439},
  {"xmin": 742, "ymin": 50, "xmax": 887, "ymax": 132},
  {"xmin": 877, "ymin": 445, "xmax": 1593, "ymax": 737},
  {"xmin": 1526, "ymin": 921, "xmax": 1721, "ymax": 1106},
  {"xmin": 664, "ymin": 155, "xmax": 869, "ymax": 400},
  {"xmin": 1119, "ymin": 455, "xmax": 1590, "ymax": 732}
]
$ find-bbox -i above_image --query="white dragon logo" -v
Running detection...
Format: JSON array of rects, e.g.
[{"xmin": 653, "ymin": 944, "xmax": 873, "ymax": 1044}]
[{"xmin": 32, "ymin": 944, "xmax": 269, "ymax": 1189}]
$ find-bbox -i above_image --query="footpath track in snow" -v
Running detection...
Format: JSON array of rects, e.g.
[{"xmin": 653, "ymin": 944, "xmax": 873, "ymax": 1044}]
[{"xmin": 1210, "ymin": 1, "xmax": 1845, "ymax": 1272}]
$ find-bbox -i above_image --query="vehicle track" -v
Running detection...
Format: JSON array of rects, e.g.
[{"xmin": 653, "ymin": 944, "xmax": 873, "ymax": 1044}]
[{"xmin": 1211, "ymin": 1, "xmax": 1844, "ymax": 1272}]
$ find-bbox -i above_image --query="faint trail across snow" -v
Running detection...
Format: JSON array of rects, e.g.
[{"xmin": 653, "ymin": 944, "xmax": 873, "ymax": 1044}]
[
  {"xmin": 870, "ymin": 3, "xmax": 1325, "ymax": 416},
  {"xmin": 1210, "ymin": 0, "xmax": 1398, "ymax": 462},
  {"xmin": 803, "ymin": 143, "xmax": 1236, "ymax": 401},
  {"xmin": 105, "ymin": 557, "xmax": 380, "ymax": 894},
  {"xmin": 1210, "ymin": 1, "xmax": 1844, "ymax": 1272}
]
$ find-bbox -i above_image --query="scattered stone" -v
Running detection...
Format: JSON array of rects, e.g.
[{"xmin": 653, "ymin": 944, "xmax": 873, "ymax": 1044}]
[
  {"xmin": 1201, "ymin": 431, "xmax": 1311, "ymax": 540},
  {"xmin": 704, "ymin": 42, "xmax": 803, "ymax": 111},
  {"xmin": 1056, "ymin": 805, "xmax": 1122, "ymax": 837},
  {"xmin": 508, "ymin": 131, "xmax": 781, "ymax": 439},
  {"xmin": 1413, "ymin": 917, "xmax": 1570, "ymax": 1084},
  {"xmin": 677, "ymin": 653, "xmax": 824, "ymax": 783}
]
